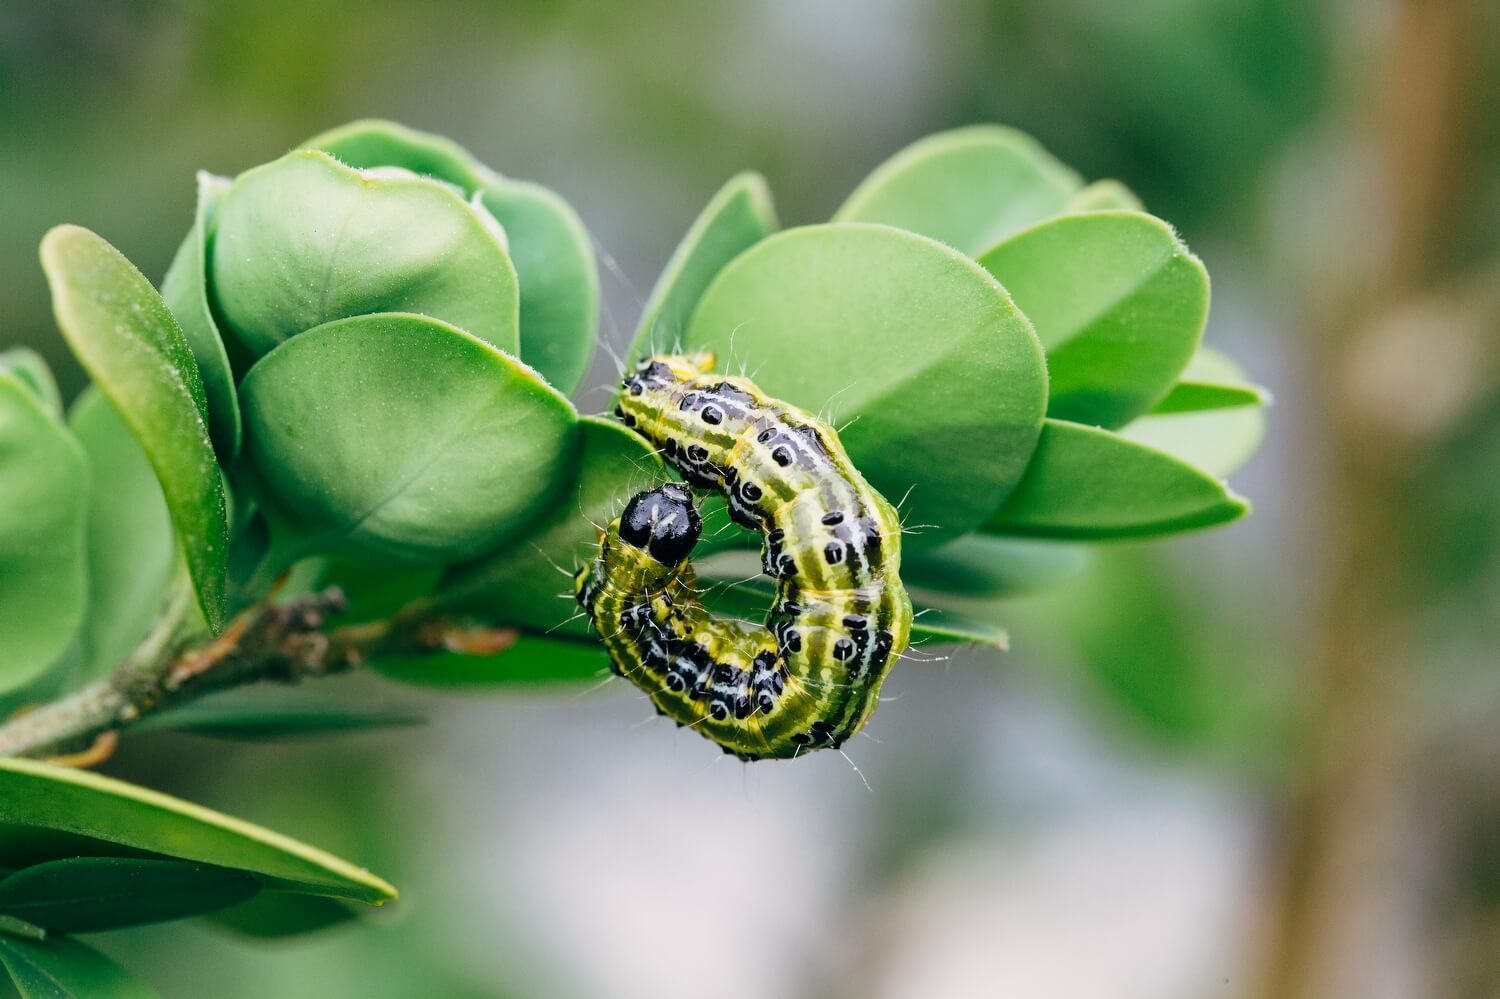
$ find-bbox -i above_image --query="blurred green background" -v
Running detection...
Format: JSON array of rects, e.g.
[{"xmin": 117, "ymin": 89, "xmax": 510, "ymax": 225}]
[{"xmin": 3, "ymin": 1, "xmax": 1498, "ymax": 997}]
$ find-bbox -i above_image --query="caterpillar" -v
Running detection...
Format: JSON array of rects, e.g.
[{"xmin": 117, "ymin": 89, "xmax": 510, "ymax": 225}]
[{"xmin": 574, "ymin": 353, "xmax": 912, "ymax": 761}]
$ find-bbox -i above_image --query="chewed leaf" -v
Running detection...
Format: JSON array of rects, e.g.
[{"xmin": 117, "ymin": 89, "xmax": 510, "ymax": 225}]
[
  {"xmin": 685, "ymin": 223, "xmax": 1047, "ymax": 547},
  {"xmin": 240, "ymin": 312, "xmax": 577, "ymax": 565},
  {"xmin": 984, "ymin": 418, "xmax": 1249, "ymax": 539},
  {"xmin": 0, "ymin": 376, "xmax": 88, "ymax": 694},
  {"xmin": 0, "ymin": 757, "xmax": 395, "ymax": 904},
  {"xmin": 978, "ymin": 211, "xmax": 1209, "ymax": 428},
  {"xmin": 211, "ymin": 150, "xmax": 519, "ymax": 360},
  {"xmin": 833, "ymin": 125, "xmax": 1081, "ymax": 255},
  {"xmin": 629, "ymin": 172, "xmax": 778, "ymax": 364},
  {"xmin": 481, "ymin": 180, "xmax": 599, "ymax": 394},
  {"xmin": 40, "ymin": 224, "xmax": 229, "ymax": 632}
]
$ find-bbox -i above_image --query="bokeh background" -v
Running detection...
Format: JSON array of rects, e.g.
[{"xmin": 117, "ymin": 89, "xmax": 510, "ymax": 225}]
[{"xmin": 3, "ymin": 1, "xmax": 1499, "ymax": 997}]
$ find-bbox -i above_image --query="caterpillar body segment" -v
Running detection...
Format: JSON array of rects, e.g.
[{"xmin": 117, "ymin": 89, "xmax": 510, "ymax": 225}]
[{"xmin": 575, "ymin": 354, "xmax": 911, "ymax": 760}]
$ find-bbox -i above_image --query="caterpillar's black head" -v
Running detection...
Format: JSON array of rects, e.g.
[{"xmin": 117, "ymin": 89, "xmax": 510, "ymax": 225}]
[{"xmin": 619, "ymin": 483, "xmax": 701, "ymax": 565}]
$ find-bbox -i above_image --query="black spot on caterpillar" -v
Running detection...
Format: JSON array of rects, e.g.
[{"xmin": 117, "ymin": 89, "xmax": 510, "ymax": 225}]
[{"xmin": 579, "ymin": 354, "xmax": 912, "ymax": 760}]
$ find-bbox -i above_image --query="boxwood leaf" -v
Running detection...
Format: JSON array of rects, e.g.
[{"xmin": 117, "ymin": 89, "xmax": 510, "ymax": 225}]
[
  {"xmin": 40, "ymin": 225, "xmax": 228, "ymax": 633},
  {"xmin": 0, "ymin": 757, "xmax": 396, "ymax": 904},
  {"xmin": 1150, "ymin": 344, "xmax": 1271, "ymax": 414},
  {"xmin": 977, "ymin": 211, "xmax": 1208, "ymax": 428},
  {"xmin": 161, "ymin": 171, "xmax": 241, "ymax": 459},
  {"xmin": 833, "ymin": 125, "xmax": 1081, "ymax": 255},
  {"xmin": 685, "ymin": 224, "xmax": 1048, "ymax": 546},
  {"xmin": 480, "ymin": 180, "xmax": 599, "ymax": 394},
  {"xmin": 1066, "ymin": 179, "xmax": 1143, "ymax": 213},
  {"xmin": 210, "ymin": 150, "xmax": 518, "ymax": 360},
  {"xmin": 0, "ymin": 935, "xmax": 159, "ymax": 999},
  {"xmin": 240, "ymin": 312, "xmax": 577, "ymax": 565},
  {"xmin": 0, "ymin": 350, "xmax": 61, "ymax": 420},
  {"xmin": 67, "ymin": 390, "xmax": 176, "ymax": 685},
  {"xmin": 1121, "ymin": 405, "xmax": 1266, "ymax": 478},
  {"xmin": 202, "ymin": 892, "xmax": 357, "ymax": 940},
  {"xmin": 984, "ymin": 418, "xmax": 1248, "ymax": 539},
  {"xmin": 134, "ymin": 704, "xmax": 423, "ymax": 741},
  {"xmin": 439, "ymin": 416, "xmax": 663, "ymax": 636},
  {"xmin": 629, "ymin": 172, "xmax": 777, "ymax": 363},
  {"xmin": 904, "ymin": 535, "xmax": 1090, "ymax": 597},
  {"xmin": 0, "ymin": 376, "xmax": 88, "ymax": 694},
  {"xmin": 370, "ymin": 636, "xmax": 609, "ymax": 689},
  {"xmin": 304, "ymin": 118, "xmax": 498, "ymax": 195},
  {"xmin": 0, "ymin": 858, "xmax": 259, "ymax": 934}
]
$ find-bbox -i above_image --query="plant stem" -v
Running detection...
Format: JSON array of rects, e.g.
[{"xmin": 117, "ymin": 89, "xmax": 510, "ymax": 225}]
[{"xmin": 0, "ymin": 587, "xmax": 511, "ymax": 760}]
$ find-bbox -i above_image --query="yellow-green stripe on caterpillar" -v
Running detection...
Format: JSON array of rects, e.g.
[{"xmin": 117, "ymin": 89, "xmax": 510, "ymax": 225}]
[{"xmin": 575, "ymin": 354, "xmax": 912, "ymax": 761}]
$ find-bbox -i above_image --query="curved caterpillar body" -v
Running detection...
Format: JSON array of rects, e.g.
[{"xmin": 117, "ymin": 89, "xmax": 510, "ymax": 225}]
[{"xmin": 575, "ymin": 354, "xmax": 912, "ymax": 760}]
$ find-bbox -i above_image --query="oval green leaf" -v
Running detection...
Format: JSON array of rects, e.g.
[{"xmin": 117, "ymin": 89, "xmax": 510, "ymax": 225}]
[
  {"xmin": 0, "ymin": 350, "xmax": 61, "ymax": 420},
  {"xmin": 211, "ymin": 150, "xmax": 518, "ymax": 360},
  {"xmin": 40, "ymin": 225, "xmax": 228, "ymax": 632},
  {"xmin": 984, "ymin": 418, "xmax": 1249, "ymax": 539},
  {"xmin": 0, "ymin": 857, "xmax": 260, "ymax": 934},
  {"xmin": 370, "ymin": 635, "xmax": 609, "ymax": 689},
  {"xmin": 1150, "ymin": 344, "xmax": 1271, "ymax": 414},
  {"xmin": 161, "ymin": 171, "xmax": 241, "ymax": 459},
  {"xmin": 304, "ymin": 119, "xmax": 498, "ymax": 195},
  {"xmin": 1066, "ymin": 179, "xmax": 1143, "ymax": 213},
  {"xmin": 629, "ymin": 172, "xmax": 777, "ymax": 363},
  {"xmin": 0, "ymin": 757, "xmax": 395, "ymax": 904},
  {"xmin": 1121, "ymin": 405, "xmax": 1266, "ymax": 478},
  {"xmin": 240, "ymin": 312, "xmax": 577, "ymax": 564},
  {"xmin": 833, "ymin": 125, "xmax": 1081, "ymax": 255},
  {"xmin": 67, "ymin": 390, "xmax": 176, "ymax": 685},
  {"xmin": 685, "ymin": 224, "xmax": 1048, "ymax": 546},
  {"xmin": 0, "ymin": 376, "xmax": 88, "ymax": 694},
  {"xmin": 0, "ymin": 935, "xmax": 159, "ymax": 999},
  {"xmin": 977, "ymin": 210, "xmax": 1209, "ymax": 428},
  {"xmin": 904, "ymin": 535, "xmax": 1090, "ymax": 597},
  {"xmin": 481, "ymin": 180, "xmax": 599, "ymax": 394},
  {"xmin": 134, "ymin": 704, "xmax": 423, "ymax": 741},
  {"xmin": 439, "ymin": 416, "xmax": 663, "ymax": 635}
]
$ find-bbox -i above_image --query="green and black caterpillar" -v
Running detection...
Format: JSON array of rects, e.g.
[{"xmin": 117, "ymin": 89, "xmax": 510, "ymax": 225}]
[{"xmin": 575, "ymin": 354, "xmax": 912, "ymax": 760}]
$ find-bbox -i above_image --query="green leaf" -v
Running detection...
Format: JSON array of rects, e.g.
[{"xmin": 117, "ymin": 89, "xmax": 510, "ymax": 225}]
[
  {"xmin": 1066, "ymin": 179, "xmax": 1143, "ymax": 213},
  {"xmin": 0, "ymin": 858, "xmax": 259, "ymax": 934},
  {"xmin": 67, "ymin": 390, "xmax": 176, "ymax": 685},
  {"xmin": 904, "ymin": 535, "xmax": 1089, "ymax": 597},
  {"xmin": 0, "ymin": 935, "xmax": 159, "ymax": 999},
  {"xmin": 0, "ymin": 915, "xmax": 46, "ymax": 942},
  {"xmin": 1149, "ymin": 344, "xmax": 1271, "ymax": 414},
  {"xmin": 304, "ymin": 119, "xmax": 498, "ymax": 195},
  {"xmin": 1121, "ymin": 405, "xmax": 1266, "ymax": 478},
  {"xmin": 977, "ymin": 211, "xmax": 1208, "ymax": 428},
  {"xmin": 685, "ymin": 224, "xmax": 1048, "ymax": 546},
  {"xmin": 240, "ymin": 312, "xmax": 577, "ymax": 565},
  {"xmin": 984, "ymin": 418, "xmax": 1248, "ymax": 539},
  {"xmin": 160, "ymin": 171, "xmax": 242, "ymax": 459},
  {"xmin": 370, "ymin": 635, "xmax": 609, "ymax": 688},
  {"xmin": 629, "ymin": 172, "xmax": 777, "ymax": 362},
  {"xmin": 0, "ymin": 351, "xmax": 61, "ymax": 420},
  {"xmin": 480, "ymin": 180, "xmax": 599, "ymax": 394},
  {"xmin": 210, "ymin": 150, "xmax": 518, "ymax": 360},
  {"xmin": 134, "ymin": 704, "xmax": 423, "ymax": 741},
  {"xmin": 0, "ymin": 757, "xmax": 395, "ymax": 904},
  {"xmin": 40, "ymin": 224, "xmax": 229, "ymax": 633},
  {"xmin": 0, "ymin": 376, "xmax": 88, "ymax": 694},
  {"xmin": 833, "ymin": 125, "xmax": 1081, "ymax": 255},
  {"xmin": 202, "ymin": 892, "xmax": 357, "ymax": 940},
  {"xmin": 440, "ymin": 416, "xmax": 664, "ymax": 636}
]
